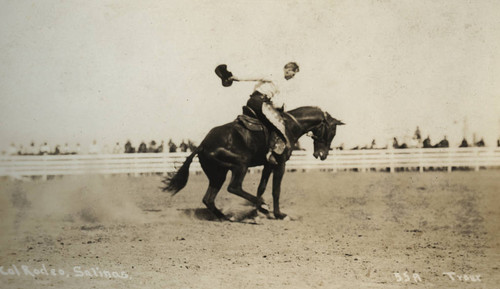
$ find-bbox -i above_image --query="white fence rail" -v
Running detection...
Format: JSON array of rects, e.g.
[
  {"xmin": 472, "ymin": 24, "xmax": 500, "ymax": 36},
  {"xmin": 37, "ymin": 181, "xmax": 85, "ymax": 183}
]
[{"xmin": 1, "ymin": 147, "xmax": 499, "ymax": 178}]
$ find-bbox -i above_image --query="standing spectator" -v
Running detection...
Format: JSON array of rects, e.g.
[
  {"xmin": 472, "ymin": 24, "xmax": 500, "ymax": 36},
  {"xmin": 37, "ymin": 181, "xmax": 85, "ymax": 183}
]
[
  {"xmin": 148, "ymin": 140, "xmax": 157, "ymax": 153},
  {"xmin": 73, "ymin": 143, "xmax": 82, "ymax": 154},
  {"xmin": 392, "ymin": 137, "xmax": 400, "ymax": 149},
  {"xmin": 436, "ymin": 136, "xmax": 449, "ymax": 148},
  {"xmin": 392, "ymin": 138, "xmax": 408, "ymax": 149},
  {"xmin": 475, "ymin": 138, "xmax": 485, "ymax": 147},
  {"xmin": 413, "ymin": 126, "xmax": 421, "ymax": 142},
  {"xmin": 179, "ymin": 140, "xmax": 188, "ymax": 152},
  {"xmin": 113, "ymin": 142, "xmax": 122, "ymax": 154},
  {"xmin": 40, "ymin": 142, "xmax": 50, "ymax": 155},
  {"xmin": 88, "ymin": 140, "xmax": 101, "ymax": 154},
  {"xmin": 459, "ymin": 138, "xmax": 469, "ymax": 148},
  {"xmin": 61, "ymin": 143, "xmax": 70, "ymax": 155},
  {"xmin": 168, "ymin": 139, "xmax": 177, "ymax": 153},
  {"xmin": 102, "ymin": 144, "xmax": 111, "ymax": 154},
  {"xmin": 422, "ymin": 136, "xmax": 433, "ymax": 148},
  {"xmin": 138, "ymin": 141, "xmax": 148, "ymax": 153},
  {"xmin": 53, "ymin": 145, "xmax": 61, "ymax": 155},
  {"xmin": 17, "ymin": 144, "xmax": 25, "ymax": 155},
  {"xmin": 7, "ymin": 143, "xmax": 17, "ymax": 155},
  {"xmin": 187, "ymin": 140, "xmax": 197, "ymax": 152},
  {"xmin": 124, "ymin": 140, "xmax": 135, "ymax": 153},
  {"xmin": 157, "ymin": 141, "xmax": 164, "ymax": 153},
  {"xmin": 26, "ymin": 142, "xmax": 37, "ymax": 155}
]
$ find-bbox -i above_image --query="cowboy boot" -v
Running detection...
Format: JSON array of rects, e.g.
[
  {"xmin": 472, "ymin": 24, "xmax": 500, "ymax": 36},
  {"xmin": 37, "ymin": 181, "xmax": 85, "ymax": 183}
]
[
  {"xmin": 266, "ymin": 132, "xmax": 279, "ymax": 165},
  {"xmin": 266, "ymin": 150, "xmax": 278, "ymax": 165}
]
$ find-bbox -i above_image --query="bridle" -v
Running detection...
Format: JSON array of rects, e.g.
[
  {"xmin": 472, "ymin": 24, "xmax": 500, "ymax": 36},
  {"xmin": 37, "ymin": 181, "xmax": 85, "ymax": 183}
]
[
  {"xmin": 307, "ymin": 112, "xmax": 330, "ymax": 144},
  {"xmin": 286, "ymin": 109, "xmax": 332, "ymax": 145}
]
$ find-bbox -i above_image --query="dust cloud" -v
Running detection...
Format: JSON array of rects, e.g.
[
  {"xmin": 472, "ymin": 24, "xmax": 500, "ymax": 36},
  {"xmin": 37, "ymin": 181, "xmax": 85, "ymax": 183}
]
[{"xmin": 0, "ymin": 176, "xmax": 146, "ymax": 234}]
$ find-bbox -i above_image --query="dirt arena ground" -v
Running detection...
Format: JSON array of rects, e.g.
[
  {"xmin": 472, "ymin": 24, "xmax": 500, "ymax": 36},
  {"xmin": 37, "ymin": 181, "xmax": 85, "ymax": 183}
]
[{"xmin": 0, "ymin": 170, "xmax": 498, "ymax": 288}]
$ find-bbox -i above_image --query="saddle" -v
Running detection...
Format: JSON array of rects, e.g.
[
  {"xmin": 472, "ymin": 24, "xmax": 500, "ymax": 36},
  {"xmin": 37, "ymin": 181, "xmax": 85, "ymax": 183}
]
[
  {"xmin": 235, "ymin": 106, "xmax": 291, "ymax": 159},
  {"xmin": 236, "ymin": 106, "xmax": 265, "ymax": 132}
]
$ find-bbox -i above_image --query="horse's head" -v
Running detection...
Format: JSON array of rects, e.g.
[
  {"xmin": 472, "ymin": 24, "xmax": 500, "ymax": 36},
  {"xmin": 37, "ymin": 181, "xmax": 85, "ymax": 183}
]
[{"xmin": 310, "ymin": 112, "xmax": 345, "ymax": 160}]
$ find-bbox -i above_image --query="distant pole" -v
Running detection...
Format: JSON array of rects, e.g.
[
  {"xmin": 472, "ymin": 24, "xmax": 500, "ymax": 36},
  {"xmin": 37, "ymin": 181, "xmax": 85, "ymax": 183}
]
[{"xmin": 498, "ymin": 117, "xmax": 500, "ymax": 145}]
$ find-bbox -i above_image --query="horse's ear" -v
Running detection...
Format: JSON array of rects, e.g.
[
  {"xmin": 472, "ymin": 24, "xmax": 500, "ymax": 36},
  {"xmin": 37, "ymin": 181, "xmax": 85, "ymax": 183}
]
[
  {"xmin": 325, "ymin": 112, "xmax": 345, "ymax": 125},
  {"xmin": 334, "ymin": 119, "xmax": 345, "ymax": 125}
]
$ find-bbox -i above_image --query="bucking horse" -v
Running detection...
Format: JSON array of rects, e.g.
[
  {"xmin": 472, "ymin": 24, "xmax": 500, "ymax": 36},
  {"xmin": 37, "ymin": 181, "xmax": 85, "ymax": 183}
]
[{"xmin": 162, "ymin": 106, "xmax": 344, "ymax": 220}]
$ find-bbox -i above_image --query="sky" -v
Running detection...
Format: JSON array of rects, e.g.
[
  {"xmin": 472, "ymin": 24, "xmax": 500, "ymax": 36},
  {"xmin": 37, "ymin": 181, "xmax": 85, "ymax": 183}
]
[{"xmin": 1, "ymin": 0, "xmax": 499, "ymax": 152}]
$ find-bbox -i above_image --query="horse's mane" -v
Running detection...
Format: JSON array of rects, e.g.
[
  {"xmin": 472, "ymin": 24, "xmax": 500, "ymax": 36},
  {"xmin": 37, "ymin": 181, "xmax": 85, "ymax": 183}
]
[
  {"xmin": 287, "ymin": 106, "xmax": 324, "ymax": 120},
  {"xmin": 287, "ymin": 106, "xmax": 344, "ymax": 127},
  {"xmin": 287, "ymin": 106, "xmax": 322, "ymax": 114}
]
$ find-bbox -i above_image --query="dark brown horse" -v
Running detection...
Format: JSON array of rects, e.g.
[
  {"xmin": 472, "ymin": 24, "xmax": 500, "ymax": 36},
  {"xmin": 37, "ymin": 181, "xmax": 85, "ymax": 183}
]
[{"xmin": 162, "ymin": 106, "xmax": 344, "ymax": 220}]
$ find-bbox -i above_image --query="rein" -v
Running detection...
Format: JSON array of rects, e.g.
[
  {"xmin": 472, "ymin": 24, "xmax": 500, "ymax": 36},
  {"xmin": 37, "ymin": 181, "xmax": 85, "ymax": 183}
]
[
  {"xmin": 285, "ymin": 112, "xmax": 303, "ymax": 131},
  {"xmin": 306, "ymin": 111, "xmax": 329, "ymax": 143}
]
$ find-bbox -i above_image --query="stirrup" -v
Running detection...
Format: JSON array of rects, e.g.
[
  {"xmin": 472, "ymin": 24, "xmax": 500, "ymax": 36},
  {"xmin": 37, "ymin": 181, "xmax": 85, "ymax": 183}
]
[
  {"xmin": 266, "ymin": 151, "xmax": 278, "ymax": 165},
  {"xmin": 273, "ymin": 138, "xmax": 286, "ymax": 155}
]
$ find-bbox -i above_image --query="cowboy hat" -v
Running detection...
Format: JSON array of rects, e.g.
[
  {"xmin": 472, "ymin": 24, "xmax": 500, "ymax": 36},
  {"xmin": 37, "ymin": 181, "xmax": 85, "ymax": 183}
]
[{"xmin": 215, "ymin": 64, "xmax": 233, "ymax": 87}]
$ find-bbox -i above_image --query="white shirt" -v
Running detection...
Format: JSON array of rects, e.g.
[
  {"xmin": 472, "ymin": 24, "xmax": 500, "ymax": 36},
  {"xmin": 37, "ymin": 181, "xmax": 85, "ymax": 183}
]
[
  {"xmin": 7, "ymin": 145, "xmax": 18, "ymax": 155},
  {"xmin": 113, "ymin": 144, "xmax": 122, "ymax": 154},
  {"xmin": 40, "ymin": 144, "xmax": 50, "ymax": 155},
  {"xmin": 61, "ymin": 145, "xmax": 70, "ymax": 154},
  {"xmin": 88, "ymin": 143, "xmax": 101, "ymax": 154},
  {"xmin": 253, "ymin": 73, "xmax": 289, "ymax": 109}
]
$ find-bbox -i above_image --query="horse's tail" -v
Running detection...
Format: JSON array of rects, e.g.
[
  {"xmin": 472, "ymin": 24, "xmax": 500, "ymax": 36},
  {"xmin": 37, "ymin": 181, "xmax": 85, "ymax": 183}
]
[{"xmin": 162, "ymin": 147, "xmax": 202, "ymax": 195}]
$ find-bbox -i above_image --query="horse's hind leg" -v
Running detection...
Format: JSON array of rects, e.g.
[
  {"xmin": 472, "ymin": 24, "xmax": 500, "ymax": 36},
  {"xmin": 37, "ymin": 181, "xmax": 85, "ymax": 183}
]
[
  {"xmin": 202, "ymin": 168, "xmax": 228, "ymax": 220},
  {"xmin": 227, "ymin": 166, "xmax": 262, "ymax": 206},
  {"xmin": 255, "ymin": 165, "xmax": 272, "ymax": 214},
  {"xmin": 202, "ymin": 185, "xmax": 226, "ymax": 220}
]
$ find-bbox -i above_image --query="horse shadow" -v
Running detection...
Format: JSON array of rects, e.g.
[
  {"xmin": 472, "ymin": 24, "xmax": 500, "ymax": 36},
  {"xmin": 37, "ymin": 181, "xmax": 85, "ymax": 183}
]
[
  {"xmin": 179, "ymin": 208, "xmax": 219, "ymax": 221},
  {"xmin": 179, "ymin": 207, "xmax": 263, "ymax": 223}
]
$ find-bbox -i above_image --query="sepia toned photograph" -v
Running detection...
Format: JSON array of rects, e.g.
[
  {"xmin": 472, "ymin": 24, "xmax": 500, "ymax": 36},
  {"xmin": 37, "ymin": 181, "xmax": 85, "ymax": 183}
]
[{"xmin": 1, "ymin": 1, "xmax": 499, "ymax": 288}]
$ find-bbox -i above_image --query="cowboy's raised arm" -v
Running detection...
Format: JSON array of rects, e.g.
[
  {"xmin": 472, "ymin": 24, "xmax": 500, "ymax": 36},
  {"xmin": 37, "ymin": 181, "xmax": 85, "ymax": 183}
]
[{"xmin": 230, "ymin": 75, "xmax": 272, "ymax": 83}]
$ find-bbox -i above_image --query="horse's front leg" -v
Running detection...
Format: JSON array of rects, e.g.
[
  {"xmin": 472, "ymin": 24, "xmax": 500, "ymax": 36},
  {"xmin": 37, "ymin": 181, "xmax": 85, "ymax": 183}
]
[
  {"xmin": 272, "ymin": 163, "xmax": 287, "ymax": 219},
  {"xmin": 256, "ymin": 165, "xmax": 272, "ymax": 214}
]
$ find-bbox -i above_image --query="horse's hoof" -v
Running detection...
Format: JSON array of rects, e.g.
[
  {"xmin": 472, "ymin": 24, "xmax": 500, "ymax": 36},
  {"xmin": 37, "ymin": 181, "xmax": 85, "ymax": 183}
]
[
  {"xmin": 283, "ymin": 215, "xmax": 291, "ymax": 221},
  {"xmin": 214, "ymin": 214, "xmax": 229, "ymax": 222},
  {"xmin": 274, "ymin": 212, "xmax": 288, "ymax": 220},
  {"xmin": 258, "ymin": 204, "xmax": 270, "ymax": 214}
]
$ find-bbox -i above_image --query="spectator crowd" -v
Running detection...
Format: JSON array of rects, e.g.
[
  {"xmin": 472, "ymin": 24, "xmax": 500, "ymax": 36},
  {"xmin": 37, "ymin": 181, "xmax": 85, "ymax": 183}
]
[
  {"xmin": 3, "ymin": 139, "xmax": 198, "ymax": 156},
  {"xmin": 2, "ymin": 126, "xmax": 498, "ymax": 156},
  {"xmin": 346, "ymin": 126, "xmax": 493, "ymax": 151}
]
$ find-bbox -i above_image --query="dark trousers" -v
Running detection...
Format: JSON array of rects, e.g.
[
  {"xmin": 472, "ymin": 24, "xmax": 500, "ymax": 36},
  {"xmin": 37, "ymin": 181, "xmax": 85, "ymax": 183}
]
[{"xmin": 246, "ymin": 92, "xmax": 287, "ymax": 154}]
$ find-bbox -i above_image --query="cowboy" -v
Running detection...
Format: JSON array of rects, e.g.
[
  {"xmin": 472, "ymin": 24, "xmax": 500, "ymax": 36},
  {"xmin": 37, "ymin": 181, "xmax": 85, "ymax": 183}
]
[{"xmin": 217, "ymin": 62, "xmax": 300, "ymax": 164}]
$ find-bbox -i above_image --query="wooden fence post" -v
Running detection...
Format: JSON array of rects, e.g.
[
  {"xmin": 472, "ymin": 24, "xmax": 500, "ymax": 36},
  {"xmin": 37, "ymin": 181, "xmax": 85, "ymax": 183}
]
[
  {"xmin": 133, "ymin": 153, "xmax": 139, "ymax": 177},
  {"xmin": 389, "ymin": 147, "xmax": 395, "ymax": 173},
  {"xmin": 475, "ymin": 147, "xmax": 480, "ymax": 172},
  {"xmin": 41, "ymin": 155, "xmax": 47, "ymax": 181},
  {"xmin": 162, "ymin": 152, "xmax": 168, "ymax": 176},
  {"xmin": 447, "ymin": 148, "xmax": 452, "ymax": 173},
  {"xmin": 419, "ymin": 149, "xmax": 423, "ymax": 173}
]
